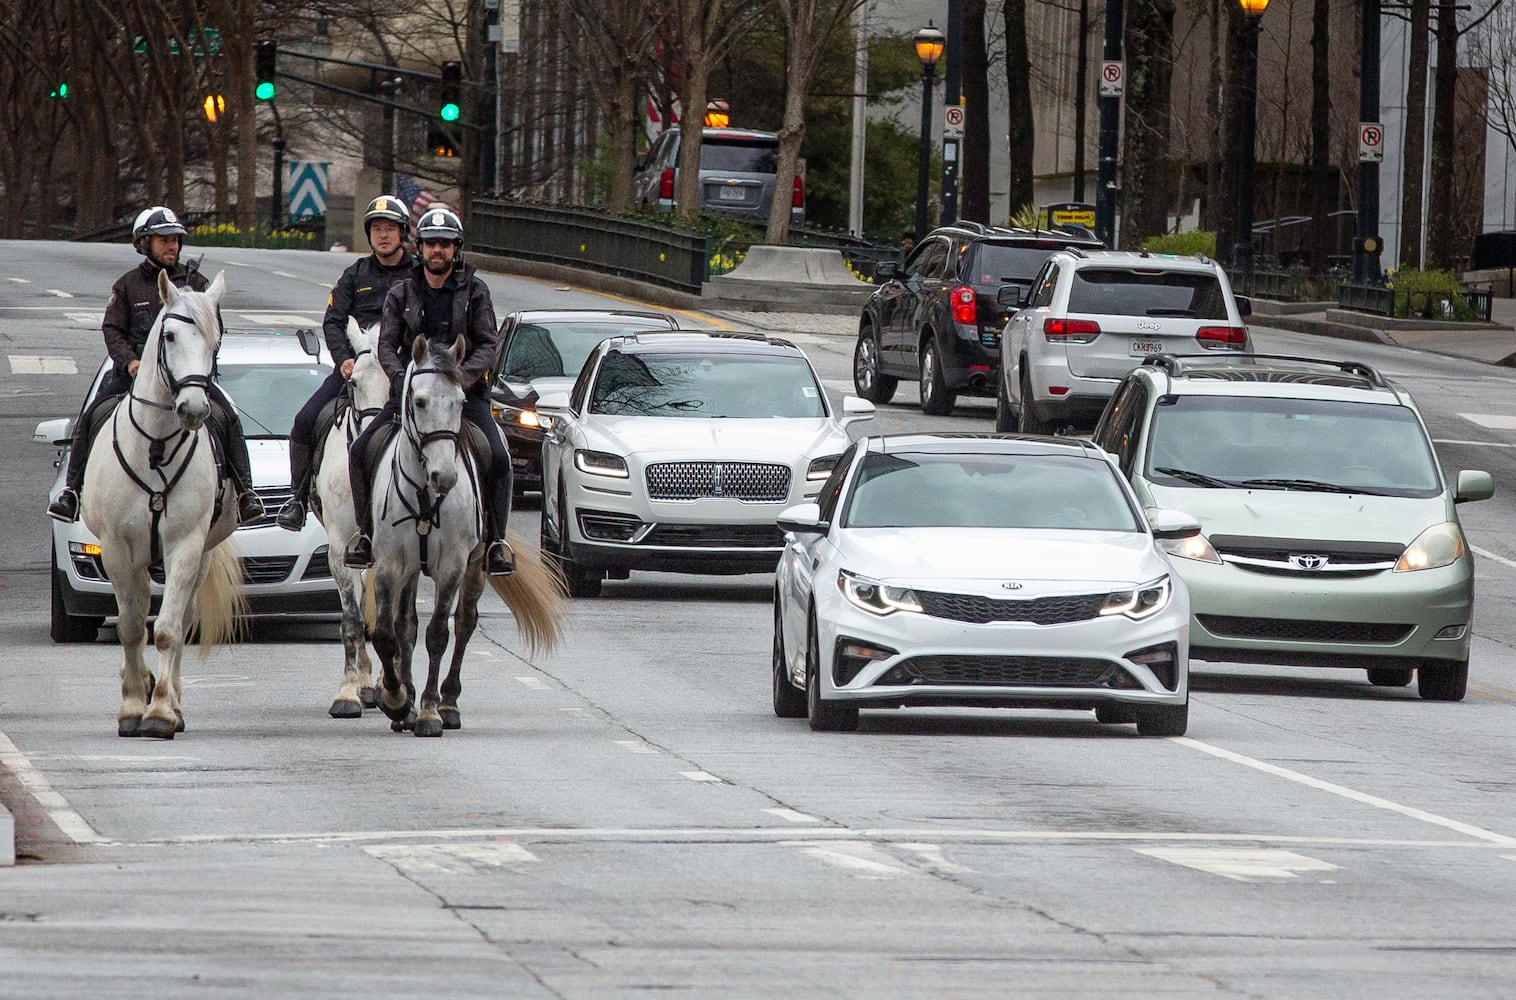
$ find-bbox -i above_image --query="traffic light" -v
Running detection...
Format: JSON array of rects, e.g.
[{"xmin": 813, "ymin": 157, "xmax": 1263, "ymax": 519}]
[
  {"xmin": 254, "ymin": 40, "xmax": 277, "ymax": 101},
  {"xmin": 49, "ymin": 82, "xmax": 69, "ymax": 99},
  {"xmin": 203, "ymin": 94, "xmax": 226, "ymax": 122},
  {"xmin": 439, "ymin": 60, "xmax": 461, "ymax": 122}
]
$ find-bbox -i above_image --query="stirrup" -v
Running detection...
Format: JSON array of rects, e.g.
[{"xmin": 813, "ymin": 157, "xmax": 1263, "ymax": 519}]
[
  {"xmin": 485, "ymin": 539, "xmax": 515, "ymax": 576},
  {"xmin": 344, "ymin": 534, "xmax": 373, "ymax": 569},
  {"xmin": 275, "ymin": 498, "xmax": 306, "ymax": 532},
  {"xmin": 237, "ymin": 491, "xmax": 265, "ymax": 525},
  {"xmin": 47, "ymin": 488, "xmax": 80, "ymax": 523}
]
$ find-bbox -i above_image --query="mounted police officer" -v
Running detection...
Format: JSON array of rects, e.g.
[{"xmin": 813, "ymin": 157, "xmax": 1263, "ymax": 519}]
[
  {"xmin": 275, "ymin": 195, "xmax": 418, "ymax": 531},
  {"xmin": 343, "ymin": 206, "xmax": 514, "ymax": 576},
  {"xmin": 47, "ymin": 207, "xmax": 263, "ymax": 526}
]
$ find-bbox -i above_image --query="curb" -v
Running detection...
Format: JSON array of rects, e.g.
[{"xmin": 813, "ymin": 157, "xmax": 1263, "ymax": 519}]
[{"xmin": 1254, "ymin": 314, "xmax": 1395, "ymax": 345}]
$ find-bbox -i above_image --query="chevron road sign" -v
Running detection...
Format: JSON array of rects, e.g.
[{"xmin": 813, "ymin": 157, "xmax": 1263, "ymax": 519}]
[{"xmin": 286, "ymin": 160, "xmax": 329, "ymax": 219}]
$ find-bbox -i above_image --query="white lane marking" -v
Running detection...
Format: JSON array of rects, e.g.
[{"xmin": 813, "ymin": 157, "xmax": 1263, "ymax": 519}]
[
  {"xmin": 0, "ymin": 731, "xmax": 107, "ymax": 846},
  {"xmin": 32, "ymin": 754, "xmax": 196, "ymax": 763},
  {"xmin": 233, "ymin": 312, "xmax": 321, "ymax": 325},
  {"xmin": 1457, "ymin": 413, "xmax": 1516, "ymax": 430},
  {"xmin": 614, "ymin": 740, "xmax": 659, "ymax": 755},
  {"xmin": 9, "ymin": 355, "xmax": 78, "ymax": 375},
  {"xmin": 271, "ymin": 270, "xmax": 299, "ymax": 278},
  {"xmin": 1135, "ymin": 847, "xmax": 1340, "ymax": 882},
  {"xmin": 680, "ymin": 771, "xmax": 723, "ymax": 783},
  {"xmin": 1434, "ymin": 438, "xmax": 1516, "ymax": 449},
  {"xmin": 65, "ymin": 312, "xmax": 102, "ymax": 325},
  {"xmin": 514, "ymin": 676, "xmax": 545, "ymax": 689},
  {"xmin": 763, "ymin": 807, "xmax": 821, "ymax": 824},
  {"xmin": 364, "ymin": 841, "xmax": 538, "ymax": 875},
  {"xmin": 1175, "ymin": 737, "xmax": 1516, "ymax": 846},
  {"xmin": 1472, "ymin": 545, "xmax": 1516, "ymax": 571},
  {"xmin": 788, "ymin": 841, "xmax": 913, "ymax": 879},
  {"xmin": 6, "ymin": 277, "xmax": 30, "ymax": 283},
  {"xmin": 897, "ymin": 842, "xmax": 975, "ymax": 873},
  {"xmin": 822, "ymin": 378, "xmax": 856, "ymax": 394},
  {"xmin": 45, "ymin": 289, "xmax": 74, "ymax": 298}
]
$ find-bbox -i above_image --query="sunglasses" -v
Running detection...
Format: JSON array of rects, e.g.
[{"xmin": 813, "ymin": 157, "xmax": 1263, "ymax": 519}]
[{"xmin": 420, "ymin": 238, "xmax": 455, "ymax": 248}]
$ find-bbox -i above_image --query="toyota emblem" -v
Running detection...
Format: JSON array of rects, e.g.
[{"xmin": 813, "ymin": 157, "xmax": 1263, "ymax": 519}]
[{"xmin": 1289, "ymin": 554, "xmax": 1329, "ymax": 571}]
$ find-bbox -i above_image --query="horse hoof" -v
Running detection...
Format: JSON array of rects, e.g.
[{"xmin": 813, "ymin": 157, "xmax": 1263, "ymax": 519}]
[
  {"xmin": 414, "ymin": 717, "xmax": 444, "ymax": 738},
  {"xmin": 390, "ymin": 710, "xmax": 416, "ymax": 733},
  {"xmin": 118, "ymin": 717, "xmax": 141, "ymax": 738},
  {"xmin": 379, "ymin": 696, "xmax": 412, "ymax": 724},
  {"xmin": 359, "ymin": 687, "xmax": 377, "ymax": 709},
  {"xmin": 174, "ymin": 713, "xmax": 185, "ymax": 734},
  {"xmin": 329, "ymin": 698, "xmax": 363, "ymax": 719},
  {"xmin": 439, "ymin": 708, "xmax": 461, "ymax": 730},
  {"xmin": 138, "ymin": 717, "xmax": 176, "ymax": 740}
]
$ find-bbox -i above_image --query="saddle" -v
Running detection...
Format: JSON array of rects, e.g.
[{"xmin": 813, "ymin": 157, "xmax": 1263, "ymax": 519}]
[
  {"xmin": 357, "ymin": 419, "xmax": 494, "ymax": 508},
  {"xmin": 85, "ymin": 393, "xmax": 231, "ymax": 489}
]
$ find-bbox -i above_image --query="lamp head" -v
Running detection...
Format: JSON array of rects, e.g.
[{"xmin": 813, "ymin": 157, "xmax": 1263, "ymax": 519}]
[
  {"xmin": 1238, "ymin": 0, "xmax": 1271, "ymax": 16},
  {"xmin": 914, "ymin": 23, "xmax": 946, "ymax": 68}
]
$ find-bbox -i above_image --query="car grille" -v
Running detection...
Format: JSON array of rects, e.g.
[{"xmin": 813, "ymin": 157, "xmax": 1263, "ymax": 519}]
[
  {"xmin": 150, "ymin": 556, "xmax": 296, "ymax": 586},
  {"xmin": 1198, "ymin": 615, "xmax": 1413, "ymax": 644},
  {"xmin": 886, "ymin": 655, "xmax": 1123, "ymax": 687},
  {"xmin": 916, "ymin": 590, "xmax": 1107, "ymax": 625},
  {"xmin": 1211, "ymin": 535, "xmax": 1402, "ymax": 575},
  {"xmin": 641, "ymin": 523, "xmax": 784, "ymax": 548},
  {"xmin": 244, "ymin": 485, "xmax": 295, "ymax": 530},
  {"xmin": 645, "ymin": 462, "xmax": 791, "ymax": 502}
]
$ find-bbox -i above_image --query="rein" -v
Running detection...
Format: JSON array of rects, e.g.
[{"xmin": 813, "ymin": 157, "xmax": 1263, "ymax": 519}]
[
  {"xmin": 382, "ymin": 363, "xmax": 463, "ymax": 575},
  {"xmin": 337, "ymin": 348, "xmax": 385, "ymax": 444}
]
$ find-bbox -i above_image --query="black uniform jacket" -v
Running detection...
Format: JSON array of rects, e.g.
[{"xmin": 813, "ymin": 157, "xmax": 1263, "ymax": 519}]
[
  {"xmin": 102, "ymin": 260, "xmax": 208, "ymax": 380},
  {"xmin": 320, "ymin": 252, "xmax": 419, "ymax": 364},
  {"xmin": 377, "ymin": 260, "xmax": 498, "ymax": 400}
]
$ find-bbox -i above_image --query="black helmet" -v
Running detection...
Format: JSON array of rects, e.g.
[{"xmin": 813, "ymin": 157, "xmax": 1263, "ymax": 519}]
[
  {"xmin": 414, "ymin": 207, "xmax": 463, "ymax": 244},
  {"xmin": 364, "ymin": 195, "xmax": 411, "ymax": 240},
  {"xmin": 132, "ymin": 206, "xmax": 188, "ymax": 255}
]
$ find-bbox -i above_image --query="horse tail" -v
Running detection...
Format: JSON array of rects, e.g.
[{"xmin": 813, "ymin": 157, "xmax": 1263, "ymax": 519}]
[
  {"xmin": 195, "ymin": 538, "xmax": 248, "ymax": 653},
  {"xmin": 486, "ymin": 530, "xmax": 568, "ymax": 657}
]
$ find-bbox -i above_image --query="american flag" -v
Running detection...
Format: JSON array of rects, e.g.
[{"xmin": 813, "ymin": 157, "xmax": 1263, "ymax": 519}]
[{"xmin": 394, "ymin": 173, "xmax": 436, "ymax": 229}]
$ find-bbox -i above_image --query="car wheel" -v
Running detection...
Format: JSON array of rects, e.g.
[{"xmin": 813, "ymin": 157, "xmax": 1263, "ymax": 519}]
[
  {"xmin": 547, "ymin": 481, "xmax": 602, "ymax": 598},
  {"xmin": 918, "ymin": 337, "xmax": 956, "ymax": 416},
  {"xmin": 852, "ymin": 323, "xmax": 898, "ymax": 404},
  {"xmin": 1017, "ymin": 368, "xmax": 1052, "ymax": 434},
  {"xmin": 1094, "ymin": 704, "xmax": 1137, "ymax": 725},
  {"xmin": 1416, "ymin": 658, "xmax": 1468, "ymax": 701},
  {"xmin": 1135, "ymin": 700, "xmax": 1188, "ymax": 737},
  {"xmin": 994, "ymin": 372, "xmax": 1017, "ymax": 433},
  {"xmin": 772, "ymin": 597, "xmax": 807, "ymax": 719},
  {"xmin": 1366, "ymin": 666, "xmax": 1414, "ymax": 687},
  {"xmin": 51, "ymin": 561, "xmax": 101, "ymax": 644},
  {"xmin": 806, "ymin": 613, "xmax": 858, "ymax": 732}
]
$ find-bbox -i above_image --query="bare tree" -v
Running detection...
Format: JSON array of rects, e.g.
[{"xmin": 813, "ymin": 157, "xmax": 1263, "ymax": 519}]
[
  {"xmin": 1398, "ymin": 0, "xmax": 1431, "ymax": 269},
  {"xmin": 1426, "ymin": 0, "xmax": 1502, "ymax": 269},
  {"xmin": 1120, "ymin": 0, "xmax": 1176, "ymax": 247},
  {"xmin": 562, "ymin": 0, "xmax": 656, "ymax": 212},
  {"xmin": 1308, "ymin": 0, "xmax": 1334, "ymax": 274},
  {"xmin": 1003, "ymin": 0, "xmax": 1035, "ymax": 213},
  {"xmin": 961, "ymin": 0, "xmax": 991, "ymax": 224}
]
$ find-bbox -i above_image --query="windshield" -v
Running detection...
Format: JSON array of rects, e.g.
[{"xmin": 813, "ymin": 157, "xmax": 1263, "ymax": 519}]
[
  {"xmin": 1067, "ymin": 268, "xmax": 1229, "ymax": 319},
  {"xmin": 697, "ymin": 139, "xmax": 779, "ymax": 174},
  {"xmin": 217, "ymin": 362, "xmax": 331, "ymax": 437},
  {"xmin": 590, "ymin": 351, "xmax": 825, "ymax": 419},
  {"xmin": 1145, "ymin": 395, "xmax": 1443, "ymax": 497},
  {"xmin": 970, "ymin": 245, "xmax": 1063, "ymax": 285},
  {"xmin": 502, "ymin": 321, "xmax": 669, "ymax": 380},
  {"xmin": 843, "ymin": 451, "xmax": 1142, "ymax": 531}
]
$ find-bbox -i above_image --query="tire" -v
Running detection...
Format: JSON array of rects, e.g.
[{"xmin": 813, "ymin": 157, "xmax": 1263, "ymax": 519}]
[
  {"xmin": 1094, "ymin": 703, "xmax": 1137, "ymax": 725},
  {"xmin": 1017, "ymin": 368, "xmax": 1053, "ymax": 435},
  {"xmin": 806, "ymin": 614, "xmax": 858, "ymax": 732},
  {"xmin": 772, "ymin": 598, "xmax": 806, "ymax": 719},
  {"xmin": 1136, "ymin": 700, "xmax": 1188, "ymax": 737},
  {"xmin": 994, "ymin": 372, "xmax": 1017, "ymax": 433},
  {"xmin": 1416, "ymin": 658, "xmax": 1468, "ymax": 701},
  {"xmin": 918, "ymin": 337, "xmax": 956, "ymax": 416},
  {"xmin": 51, "ymin": 562, "xmax": 101, "ymax": 644},
  {"xmin": 1366, "ymin": 666, "xmax": 1414, "ymax": 688},
  {"xmin": 546, "ymin": 483, "xmax": 602, "ymax": 598},
  {"xmin": 852, "ymin": 323, "xmax": 898, "ymax": 404}
]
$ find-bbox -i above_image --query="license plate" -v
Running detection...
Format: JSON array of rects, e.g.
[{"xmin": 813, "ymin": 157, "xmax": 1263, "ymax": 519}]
[
  {"xmin": 1130, "ymin": 339, "xmax": 1164, "ymax": 355},
  {"xmin": 718, "ymin": 186, "xmax": 747, "ymax": 201}
]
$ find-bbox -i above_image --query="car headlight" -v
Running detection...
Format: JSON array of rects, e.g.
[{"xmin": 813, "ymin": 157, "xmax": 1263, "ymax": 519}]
[
  {"xmin": 493, "ymin": 402, "xmax": 548, "ymax": 430},
  {"xmin": 837, "ymin": 570, "xmax": 923, "ymax": 616},
  {"xmin": 1100, "ymin": 577, "xmax": 1171, "ymax": 620},
  {"xmin": 807, "ymin": 454, "xmax": 841, "ymax": 481},
  {"xmin": 574, "ymin": 449, "xmax": 629, "ymax": 478},
  {"xmin": 1159, "ymin": 532, "xmax": 1222, "ymax": 564},
  {"xmin": 1395, "ymin": 522, "xmax": 1465, "ymax": 572}
]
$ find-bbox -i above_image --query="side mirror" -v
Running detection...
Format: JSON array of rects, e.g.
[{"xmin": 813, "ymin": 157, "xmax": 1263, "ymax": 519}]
[
  {"xmin": 535, "ymin": 390, "xmax": 571, "ymax": 419},
  {"xmin": 777, "ymin": 502, "xmax": 829, "ymax": 536},
  {"xmin": 1146, "ymin": 508, "xmax": 1203, "ymax": 540},
  {"xmin": 872, "ymin": 260, "xmax": 898, "ymax": 282},
  {"xmin": 1454, "ymin": 469, "xmax": 1494, "ymax": 504},
  {"xmin": 840, "ymin": 395, "xmax": 876, "ymax": 425},
  {"xmin": 296, "ymin": 327, "xmax": 322, "ymax": 358},
  {"xmin": 997, "ymin": 285, "xmax": 1024, "ymax": 307},
  {"xmin": 34, "ymin": 417, "xmax": 73, "ymax": 446},
  {"xmin": 1234, "ymin": 295, "xmax": 1253, "ymax": 318}
]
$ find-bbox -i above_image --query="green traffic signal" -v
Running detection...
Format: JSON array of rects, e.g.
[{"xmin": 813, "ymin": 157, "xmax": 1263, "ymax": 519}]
[
  {"xmin": 256, "ymin": 81, "xmax": 276, "ymax": 101},
  {"xmin": 254, "ymin": 39, "xmax": 277, "ymax": 102},
  {"xmin": 440, "ymin": 102, "xmax": 460, "ymax": 122},
  {"xmin": 49, "ymin": 83, "xmax": 69, "ymax": 99}
]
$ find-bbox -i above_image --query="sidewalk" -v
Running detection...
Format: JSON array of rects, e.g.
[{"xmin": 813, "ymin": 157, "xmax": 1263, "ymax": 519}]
[{"xmin": 1253, "ymin": 296, "xmax": 1516, "ymax": 367}]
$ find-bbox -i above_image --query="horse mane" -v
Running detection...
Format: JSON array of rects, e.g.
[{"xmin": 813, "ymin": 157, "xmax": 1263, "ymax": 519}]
[
  {"xmin": 419, "ymin": 335, "xmax": 464, "ymax": 386},
  {"xmin": 169, "ymin": 283, "xmax": 222, "ymax": 345}
]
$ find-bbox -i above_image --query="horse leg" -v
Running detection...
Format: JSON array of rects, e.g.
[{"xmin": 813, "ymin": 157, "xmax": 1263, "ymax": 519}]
[
  {"xmin": 414, "ymin": 583, "xmax": 457, "ymax": 738},
  {"xmin": 441, "ymin": 567, "xmax": 487, "ymax": 730},
  {"xmin": 328, "ymin": 563, "xmax": 367, "ymax": 719},
  {"xmin": 111, "ymin": 569, "xmax": 154, "ymax": 737},
  {"xmin": 391, "ymin": 578, "xmax": 421, "ymax": 732},
  {"xmin": 138, "ymin": 546, "xmax": 204, "ymax": 740},
  {"xmin": 372, "ymin": 571, "xmax": 412, "ymax": 724}
]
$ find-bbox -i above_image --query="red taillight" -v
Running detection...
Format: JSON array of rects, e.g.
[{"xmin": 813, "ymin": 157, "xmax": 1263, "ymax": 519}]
[
  {"xmin": 950, "ymin": 285, "xmax": 976, "ymax": 325},
  {"xmin": 1196, "ymin": 325, "xmax": 1247, "ymax": 348},
  {"xmin": 792, "ymin": 175, "xmax": 804, "ymax": 208},
  {"xmin": 1043, "ymin": 317, "xmax": 1101, "ymax": 342},
  {"xmin": 659, "ymin": 168, "xmax": 675, "ymax": 200}
]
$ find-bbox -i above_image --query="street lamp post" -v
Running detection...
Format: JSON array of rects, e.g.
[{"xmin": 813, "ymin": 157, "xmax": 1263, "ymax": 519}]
[
  {"xmin": 913, "ymin": 23, "xmax": 945, "ymax": 241},
  {"xmin": 1233, "ymin": 0, "xmax": 1271, "ymax": 283}
]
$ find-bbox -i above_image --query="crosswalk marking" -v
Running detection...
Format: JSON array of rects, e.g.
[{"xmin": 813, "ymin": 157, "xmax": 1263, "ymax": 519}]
[
  {"xmin": 6, "ymin": 277, "xmax": 30, "ymax": 283},
  {"xmin": 1457, "ymin": 413, "xmax": 1516, "ymax": 430},
  {"xmin": 364, "ymin": 841, "xmax": 538, "ymax": 875},
  {"xmin": 680, "ymin": 770, "xmax": 722, "ymax": 783},
  {"xmin": 233, "ymin": 312, "xmax": 321, "ymax": 325},
  {"xmin": 614, "ymin": 740, "xmax": 659, "ymax": 754},
  {"xmin": 514, "ymin": 676, "xmax": 545, "ymax": 689},
  {"xmin": 762, "ymin": 807, "xmax": 820, "ymax": 824},
  {"xmin": 897, "ymin": 841, "xmax": 975, "ymax": 874},
  {"xmin": 65, "ymin": 312, "xmax": 101, "ymax": 325},
  {"xmin": 46, "ymin": 289, "xmax": 74, "ymax": 298},
  {"xmin": 9, "ymin": 355, "xmax": 78, "ymax": 375},
  {"xmin": 1135, "ymin": 847, "xmax": 1339, "ymax": 882},
  {"xmin": 787, "ymin": 841, "xmax": 914, "ymax": 879}
]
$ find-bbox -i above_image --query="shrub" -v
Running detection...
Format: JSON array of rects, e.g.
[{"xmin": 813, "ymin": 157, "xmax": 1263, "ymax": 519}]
[
  {"xmin": 1385, "ymin": 267, "xmax": 1477, "ymax": 320},
  {"xmin": 1140, "ymin": 231, "xmax": 1217, "ymax": 258}
]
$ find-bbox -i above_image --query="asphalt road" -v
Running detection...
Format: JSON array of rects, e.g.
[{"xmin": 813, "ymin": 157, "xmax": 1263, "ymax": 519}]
[{"xmin": 2, "ymin": 241, "xmax": 1516, "ymax": 998}]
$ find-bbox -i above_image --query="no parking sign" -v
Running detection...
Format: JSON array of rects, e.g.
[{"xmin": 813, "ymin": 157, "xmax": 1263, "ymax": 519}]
[
  {"xmin": 1099, "ymin": 60, "xmax": 1124, "ymax": 98},
  {"xmin": 1359, "ymin": 122, "xmax": 1384, "ymax": 162}
]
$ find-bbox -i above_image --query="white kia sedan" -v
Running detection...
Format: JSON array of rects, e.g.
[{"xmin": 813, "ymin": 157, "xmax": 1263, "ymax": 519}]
[
  {"xmin": 773, "ymin": 433, "xmax": 1197, "ymax": 734},
  {"xmin": 535, "ymin": 331, "xmax": 875, "ymax": 597}
]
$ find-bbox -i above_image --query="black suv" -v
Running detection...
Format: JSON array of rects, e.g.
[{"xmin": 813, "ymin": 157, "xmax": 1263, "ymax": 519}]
[{"xmin": 852, "ymin": 223, "xmax": 1104, "ymax": 415}]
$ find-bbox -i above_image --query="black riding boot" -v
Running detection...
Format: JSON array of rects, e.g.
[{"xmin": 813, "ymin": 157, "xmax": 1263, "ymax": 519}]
[
  {"xmin": 344, "ymin": 451, "xmax": 374, "ymax": 569},
  {"xmin": 222, "ymin": 416, "xmax": 264, "ymax": 525},
  {"xmin": 484, "ymin": 469, "xmax": 515, "ymax": 576},
  {"xmin": 46, "ymin": 425, "xmax": 92, "ymax": 522},
  {"xmin": 275, "ymin": 439, "xmax": 313, "ymax": 531}
]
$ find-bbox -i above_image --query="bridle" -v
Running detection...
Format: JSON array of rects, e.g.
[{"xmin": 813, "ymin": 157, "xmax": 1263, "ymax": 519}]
[
  {"xmin": 383, "ymin": 360, "xmax": 476, "ymax": 574},
  {"xmin": 338, "ymin": 347, "xmax": 386, "ymax": 442}
]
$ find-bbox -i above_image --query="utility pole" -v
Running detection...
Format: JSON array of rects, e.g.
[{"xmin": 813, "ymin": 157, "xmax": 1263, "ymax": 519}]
[
  {"xmin": 848, "ymin": 4, "xmax": 868, "ymax": 236},
  {"xmin": 940, "ymin": 0, "xmax": 962, "ymax": 226},
  {"xmin": 483, "ymin": 0, "xmax": 501, "ymax": 193},
  {"xmin": 1353, "ymin": 0, "xmax": 1383, "ymax": 282},
  {"xmin": 380, "ymin": 77, "xmax": 397, "ymax": 195},
  {"xmin": 1072, "ymin": 0, "xmax": 1089, "ymax": 203},
  {"xmin": 1095, "ymin": 0, "xmax": 1124, "ymax": 246}
]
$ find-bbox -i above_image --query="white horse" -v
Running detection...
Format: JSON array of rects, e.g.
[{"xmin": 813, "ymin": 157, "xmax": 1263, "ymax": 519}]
[
  {"xmin": 367, "ymin": 335, "xmax": 566, "ymax": 737},
  {"xmin": 81, "ymin": 269, "xmax": 248, "ymax": 739},
  {"xmin": 311, "ymin": 318, "xmax": 389, "ymax": 718}
]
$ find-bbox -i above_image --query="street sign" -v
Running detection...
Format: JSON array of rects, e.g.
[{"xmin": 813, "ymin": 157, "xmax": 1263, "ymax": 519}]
[
  {"xmin": 1099, "ymin": 61, "xmax": 1124, "ymax": 98},
  {"xmin": 286, "ymin": 160, "xmax": 328, "ymax": 219},
  {"xmin": 1358, "ymin": 122, "xmax": 1384, "ymax": 162},
  {"xmin": 943, "ymin": 105, "xmax": 965, "ymax": 140}
]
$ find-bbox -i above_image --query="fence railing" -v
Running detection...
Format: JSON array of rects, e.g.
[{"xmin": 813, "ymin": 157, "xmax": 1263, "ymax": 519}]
[
  {"xmin": 469, "ymin": 200, "xmax": 708, "ymax": 295},
  {"xmin": 1237, "ymin": 268, "xmax": 1341, "ymax": 303},
  {"xmin": 1339, "ymin": 283, "xmax": 1493, "ymax": 322}
]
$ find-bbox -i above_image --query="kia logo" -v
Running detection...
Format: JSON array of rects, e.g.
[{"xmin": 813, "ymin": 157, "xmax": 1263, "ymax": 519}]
[
  {"xmin": 1289, "ymin": 554, "xmax": 1329, "ymax": 571},
  {"xmin": 1001, "ymin": 582, "xmax": 1024, "ymax": 590}
]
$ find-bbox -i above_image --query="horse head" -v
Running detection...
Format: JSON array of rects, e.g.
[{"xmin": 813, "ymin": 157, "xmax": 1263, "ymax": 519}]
[
  {"xmin": 152, "ymin": 269, "xmax": 225, "ymax": 431},
  {"xmin": 404, "ymin": 334, "xmax": 467, "ymax": 497},
  {"xmin": 345, "ymin": 317, "xmax": 390, "ymax": 416}
]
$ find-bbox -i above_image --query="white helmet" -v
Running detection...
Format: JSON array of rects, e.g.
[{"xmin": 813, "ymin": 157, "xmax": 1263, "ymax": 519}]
[
  {"xmin": 132, "ymin": 206, "xmax": 188, "ymax": 255},
  {"xmin": 414, "ymin": 207, "xmax": 463, "ymax": 244}
]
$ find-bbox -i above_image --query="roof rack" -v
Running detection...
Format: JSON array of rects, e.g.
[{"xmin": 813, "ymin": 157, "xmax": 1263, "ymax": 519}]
[{"xmin": 1139, "ymin": 352, "xmax": 1388, "ymax": 387}]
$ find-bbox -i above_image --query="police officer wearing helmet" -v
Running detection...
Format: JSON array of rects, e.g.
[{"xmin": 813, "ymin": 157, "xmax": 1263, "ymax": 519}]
[
  {"xmin": 275, "ymin": 194, "xmax": 418, "ymax": 531},
  {"xmin": 47, "ymin": 207, "xmax": 263, "ymax": 525},
  {"xmin": 344, "ymin": 206, "xmax": 514, "ymax": 576}
]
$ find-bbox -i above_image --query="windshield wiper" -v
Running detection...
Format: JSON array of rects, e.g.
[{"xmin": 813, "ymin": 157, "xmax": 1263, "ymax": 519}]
[
  {"xmin": 1145, "ymin": 307, "xmax": 1197, "ymax": 317},
  {"xmin": 663, "ymin": 398, "xmax": 705, "ymax": 411},
  {"xmin": 1238, "ymin": 477, "xmax": 1386, "ymax": 495},
  {"xmin": 1154, "ymin": 466, "xmax": 1239, "ymax": 489}
]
